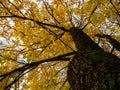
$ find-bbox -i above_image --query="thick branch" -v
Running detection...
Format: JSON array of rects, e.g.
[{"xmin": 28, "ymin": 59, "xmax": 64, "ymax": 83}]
[
  {"xmin": 0, "ymin": 51, "xmax": 76, "ymax": 89},
  {"xmin": 0, "ymin": 0, "xmax": 67, "ymax": 31},
  {"xmin": 0, "ymin": 15, "xmax": 68, "ymax": 32},
  {"xmin": 95, "ymin": 34, "xmax": 120, "ymax": 52},
  {"xmin": 0, "ymin": 51, "xmax": 76, "ymax": 78}
]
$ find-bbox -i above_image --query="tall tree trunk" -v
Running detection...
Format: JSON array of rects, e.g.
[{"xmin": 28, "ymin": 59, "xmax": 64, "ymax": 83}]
[{"xmin": 67, "ymin": 27, "xmax": 120, "ymax": 90}]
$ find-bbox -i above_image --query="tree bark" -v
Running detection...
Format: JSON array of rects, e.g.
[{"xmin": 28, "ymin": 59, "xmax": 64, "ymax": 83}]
[{"xmin": 67, "ymin": 27, "xmax": 120, "ymax": 90}]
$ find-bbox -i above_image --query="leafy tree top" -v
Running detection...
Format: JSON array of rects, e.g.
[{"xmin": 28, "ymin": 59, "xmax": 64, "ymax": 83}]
[{"xmin": 0, "ymin": 0, "xmax": 119, "ymax": 89}]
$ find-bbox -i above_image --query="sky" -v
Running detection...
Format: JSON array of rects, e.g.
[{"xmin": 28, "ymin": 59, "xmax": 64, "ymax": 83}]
[{"xmin": 0, "ymin": 37, "xmax": 8, "ymax": 45}]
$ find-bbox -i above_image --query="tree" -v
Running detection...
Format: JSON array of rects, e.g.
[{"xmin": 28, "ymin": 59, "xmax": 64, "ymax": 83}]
[{"xmin": 0, "ymin": 0, "xmax": 120, "ymax": 90}]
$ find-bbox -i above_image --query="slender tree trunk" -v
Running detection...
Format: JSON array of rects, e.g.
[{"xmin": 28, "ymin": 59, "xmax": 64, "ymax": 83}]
[{"xmin": 67, "ymin": 27, "xmax": 120, "ymax": 90}]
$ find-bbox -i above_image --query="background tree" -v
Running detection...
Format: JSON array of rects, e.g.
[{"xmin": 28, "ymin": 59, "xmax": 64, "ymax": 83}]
[{"xmin": 0, "ymin": 0, "xmax": 120, "ymax": 90}]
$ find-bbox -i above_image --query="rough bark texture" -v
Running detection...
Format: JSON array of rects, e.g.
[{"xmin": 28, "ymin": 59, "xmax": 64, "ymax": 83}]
[{"xmin": 67, "ymin": 27, "xmax": 120, "ymax": 90}]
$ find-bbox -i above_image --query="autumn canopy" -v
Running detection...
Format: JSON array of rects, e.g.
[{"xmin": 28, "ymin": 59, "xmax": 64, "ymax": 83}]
[{"xmin": 0, "ymin": 0, "xmax": 120, "ymax": 90}]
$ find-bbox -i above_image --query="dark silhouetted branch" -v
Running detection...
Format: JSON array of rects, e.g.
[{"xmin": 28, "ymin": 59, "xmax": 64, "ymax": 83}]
[{"xmin": 95, "ymin": 34, "xmax": 120, "ymax": 52}]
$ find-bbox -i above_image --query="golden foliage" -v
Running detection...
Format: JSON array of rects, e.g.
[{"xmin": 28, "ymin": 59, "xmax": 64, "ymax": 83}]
[{"xmin": 0, "ymin": 0, "xmax": 119, "ymax": 89}]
